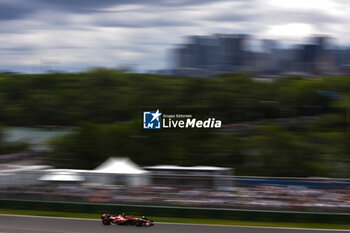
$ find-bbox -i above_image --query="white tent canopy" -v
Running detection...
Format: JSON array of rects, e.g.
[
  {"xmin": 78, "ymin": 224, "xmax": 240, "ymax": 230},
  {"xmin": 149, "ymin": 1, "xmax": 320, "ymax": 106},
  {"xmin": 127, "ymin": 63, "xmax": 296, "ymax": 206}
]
[{"xmin": 93, "ymin": 157, "xmax": 148, "ymax": 175}]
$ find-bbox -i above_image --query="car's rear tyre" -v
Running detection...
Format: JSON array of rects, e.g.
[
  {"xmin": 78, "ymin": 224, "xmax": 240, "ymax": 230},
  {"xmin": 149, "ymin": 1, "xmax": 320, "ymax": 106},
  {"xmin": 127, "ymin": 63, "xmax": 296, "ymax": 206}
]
[
  {"xmin": 135, "ymin": 221, "xmax": 143, "ymax": 227},
  {"xmin": 102, "ymin": 217, "xmax": 111, "ymax": 225},
  {"xmin": 127, "ymin": 220, "xmax": 135, "ymax": 225}
]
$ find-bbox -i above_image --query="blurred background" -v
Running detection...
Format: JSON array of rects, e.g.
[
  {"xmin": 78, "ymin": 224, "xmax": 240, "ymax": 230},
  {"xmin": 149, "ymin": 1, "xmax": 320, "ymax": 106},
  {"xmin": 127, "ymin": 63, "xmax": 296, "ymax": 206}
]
[
  {"xmin": 0, "ymin": 70, "xmax": 350, "ymax": 214},
  {"xmin": 1, "ymin": 0, "xmax": 350, "ymax": 227}
]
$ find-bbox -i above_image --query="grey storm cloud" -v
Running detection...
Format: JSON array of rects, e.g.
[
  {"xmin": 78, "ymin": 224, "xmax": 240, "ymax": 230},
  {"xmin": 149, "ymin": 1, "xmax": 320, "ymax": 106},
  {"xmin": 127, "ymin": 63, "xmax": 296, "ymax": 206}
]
[
  {"xmin": 32, "ymin": 0, "xmax": 237, "ymax": 9},
  {"xmin": 92, "ymin": 12, "xmax": 198, "ymax": 28},
  {"xmin": 205, "ymin": 9, "xmax": 343, "ymax": 25},
  {"xmin": 0, "ymin": 2, "xmax": 34, "ymax": 20},
  {"xmin": 0, "ymin": 0, "xmax": 255, "ymax": 30},
  {"xmin": 0, "ymin": 0, "xmax": 234, "ymax": 20}
]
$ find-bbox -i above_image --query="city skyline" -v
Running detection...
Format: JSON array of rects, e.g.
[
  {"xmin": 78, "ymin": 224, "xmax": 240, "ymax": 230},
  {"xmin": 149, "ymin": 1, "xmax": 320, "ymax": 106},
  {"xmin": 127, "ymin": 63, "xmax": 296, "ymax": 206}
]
[
  {"xmin": 1, "ymin": 0, "xmax": 350, "ymax": 73},
  {"xmin": 171, "ymin": 34, "xmax": 350, "ymax": 77}
]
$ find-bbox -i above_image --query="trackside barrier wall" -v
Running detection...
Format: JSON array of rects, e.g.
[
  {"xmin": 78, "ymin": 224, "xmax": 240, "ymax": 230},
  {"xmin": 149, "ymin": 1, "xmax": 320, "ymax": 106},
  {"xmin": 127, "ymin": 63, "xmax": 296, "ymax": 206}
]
[{"xmin": 1, "ymin": 199, "xmax": 350, "ymax": 224}]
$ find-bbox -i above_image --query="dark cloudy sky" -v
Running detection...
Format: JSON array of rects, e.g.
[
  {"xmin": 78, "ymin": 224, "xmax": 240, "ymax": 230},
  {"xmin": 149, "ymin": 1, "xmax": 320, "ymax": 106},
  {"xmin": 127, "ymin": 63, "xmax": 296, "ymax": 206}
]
[{"xmin": 0, "ymin": 0, "xmax": 349, "ymax": 73}]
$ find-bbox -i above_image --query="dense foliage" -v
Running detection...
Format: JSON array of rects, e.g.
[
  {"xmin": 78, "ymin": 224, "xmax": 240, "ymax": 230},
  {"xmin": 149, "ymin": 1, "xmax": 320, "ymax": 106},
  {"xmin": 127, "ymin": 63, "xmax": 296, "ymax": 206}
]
[{"xmin": 1, "ymin": 69, "xmax": 350, "ymax": 176}]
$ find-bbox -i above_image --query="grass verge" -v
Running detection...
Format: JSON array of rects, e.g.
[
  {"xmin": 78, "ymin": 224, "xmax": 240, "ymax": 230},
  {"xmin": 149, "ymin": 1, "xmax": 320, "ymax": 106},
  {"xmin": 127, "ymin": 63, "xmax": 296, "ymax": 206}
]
[{"xmin": 0, "ymin": 208, "xmax": 350, "ymax": 230}]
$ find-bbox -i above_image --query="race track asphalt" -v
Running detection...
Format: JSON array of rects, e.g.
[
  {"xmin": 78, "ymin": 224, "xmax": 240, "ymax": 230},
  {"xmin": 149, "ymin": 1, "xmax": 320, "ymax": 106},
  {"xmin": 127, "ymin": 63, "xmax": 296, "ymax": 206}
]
[{"xmin": 0, "ymin": 215, "xmax": 349, "ymax": 233}]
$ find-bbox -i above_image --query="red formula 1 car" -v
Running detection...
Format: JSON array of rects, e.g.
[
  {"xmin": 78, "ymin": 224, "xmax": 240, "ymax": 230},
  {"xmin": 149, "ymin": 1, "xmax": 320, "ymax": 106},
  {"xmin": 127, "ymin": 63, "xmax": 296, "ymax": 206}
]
[{"xmin": 101, "ymin": 213, "xmax": 154, "ymax": 227}]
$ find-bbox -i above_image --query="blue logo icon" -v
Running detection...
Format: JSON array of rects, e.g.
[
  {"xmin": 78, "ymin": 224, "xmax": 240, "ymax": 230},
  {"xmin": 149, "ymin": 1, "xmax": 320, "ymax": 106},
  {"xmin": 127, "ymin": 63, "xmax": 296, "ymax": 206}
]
[{"xmin": 143, "ymin": 110, "xmax": 162, "ymax": 129}]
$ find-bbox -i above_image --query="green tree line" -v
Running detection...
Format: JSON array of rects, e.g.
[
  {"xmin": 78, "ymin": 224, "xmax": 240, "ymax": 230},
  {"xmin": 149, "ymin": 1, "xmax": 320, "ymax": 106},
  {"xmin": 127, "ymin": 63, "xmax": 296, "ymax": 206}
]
[{"xmin": 1, "ymin": 69, "xmax": 350, "ymax": 176}]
